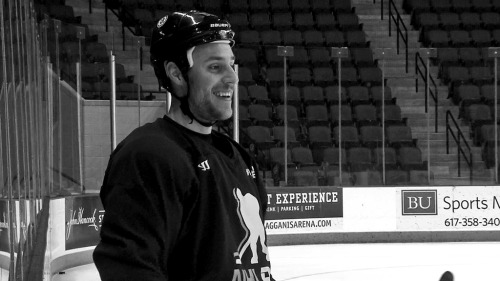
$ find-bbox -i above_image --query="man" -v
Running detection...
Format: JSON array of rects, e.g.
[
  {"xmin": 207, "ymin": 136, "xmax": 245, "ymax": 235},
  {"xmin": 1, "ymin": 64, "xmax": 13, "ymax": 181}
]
[{"xmin": 93, "ymin": 11, "xmax": 275, "ymax": 281}]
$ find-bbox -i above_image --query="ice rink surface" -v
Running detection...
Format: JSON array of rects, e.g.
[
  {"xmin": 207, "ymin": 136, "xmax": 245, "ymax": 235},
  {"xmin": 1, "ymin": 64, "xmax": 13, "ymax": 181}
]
[{"xmin": 52, "ymin": 242, "xmax": 500, "ymax": 281}]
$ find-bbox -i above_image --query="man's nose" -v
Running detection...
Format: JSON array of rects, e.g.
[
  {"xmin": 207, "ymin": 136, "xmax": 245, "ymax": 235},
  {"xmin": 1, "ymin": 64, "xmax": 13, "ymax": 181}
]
[{"xmin": 223, "ymin": 66, "xmax": 239, "ymax": 85}]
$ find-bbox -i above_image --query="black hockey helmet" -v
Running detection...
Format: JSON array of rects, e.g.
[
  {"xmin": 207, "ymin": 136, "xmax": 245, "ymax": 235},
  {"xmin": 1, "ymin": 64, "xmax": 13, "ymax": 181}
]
[{"xmin": 150, "ymin": 10, "xmax": 235, "ymax": 90}]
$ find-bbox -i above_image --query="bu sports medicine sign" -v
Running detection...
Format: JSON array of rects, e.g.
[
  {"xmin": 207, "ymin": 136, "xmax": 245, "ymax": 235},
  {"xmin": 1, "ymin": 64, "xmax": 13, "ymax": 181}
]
[{"xmin": 402, "ymin": 190, "xmax": 438, "ymax": 215}]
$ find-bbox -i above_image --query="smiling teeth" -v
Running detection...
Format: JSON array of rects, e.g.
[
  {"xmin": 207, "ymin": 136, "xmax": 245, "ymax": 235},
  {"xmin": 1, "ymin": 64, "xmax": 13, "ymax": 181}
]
[{"xmin": 215, "ymin": 91, "xmax": 232, "ymax": 97}]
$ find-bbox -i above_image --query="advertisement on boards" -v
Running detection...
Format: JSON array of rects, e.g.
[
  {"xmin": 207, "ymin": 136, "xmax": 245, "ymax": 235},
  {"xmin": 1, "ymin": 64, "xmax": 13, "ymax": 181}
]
[
  {"xmin": 398, "ymin": 186, "xmax": 500, "ymax": 231},
  {"xmin": 65, "ymin": 196, "xmax": 104, "ymax": 250},
  {"xmin": 264, "ymin": 186, "xmax": 343, "ymax": 234}
]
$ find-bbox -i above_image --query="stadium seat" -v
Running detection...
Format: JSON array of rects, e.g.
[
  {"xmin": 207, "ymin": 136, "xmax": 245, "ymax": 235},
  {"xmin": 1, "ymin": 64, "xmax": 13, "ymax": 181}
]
[
  {"xmin": 291, "ymin": 147, "xmax": 319, "ymax": 169},
  {"xmin": 440, "ymin": 12, "xmax": 461, "ymax": 30},
  {"xmin": 310, "ymin": 48, "xmax": 331, "ymax": 66},
  {"xmin": 282, "ymin": 30, "xmax": 305, "ymax": 46},
  {"xmin": 386, "ymin": 125, "xmax": 415, "ymax": 147},
  {"xmin": 303, "ymin": 85, "xmax": 325, "ymax": 105},
  {"xmin": 308, "ymin": 126, "xmax": 334, "ymax": 149},
  {"xmin": 275, "ymin": 105, "xmax": 301, "ymax": 129},
  {"xmin": 303, "ymin": 30, "xmax": 325, "ymax": 47},
  {"xmin": 330, "ymin": 104, "xmax": 353, "ymax": 126},
  {"xmin": 403, "ymin": 0, "xmax": 431, "ymax": 14},
  {"xmin": 345, "ymin": 30, "xmax": 368, "ymax": 47},
  {"xmin": 203, "ymin": 0, "xmax": 225, "ymax": 13},
  {"xmin": 424, "ymin": 29, "xmax": 450, "ymax": 47},
  {"xmin": 373, "ymin": 147, "xmax": 398, "ymax": 170},
  {"xmin": 265, "ymin": 67, "xmax": 285, "ymax": 87},
  {"xmin": 251, "ymin": 13, "xmax": 272, "ymax": 31},
  {"xmin": 290, "ymin": 67, "xmax": 313, "ymax": 87},
  {"xmin": 323, "ymin": 30, "xmax": 345, "ymax": 46},
  {"xmin": 338, "ymin": 66, "xmax": 359, "ymax": 86},
  {"xmin": 471, "ymin": 0, "xmax": 492, "ymax": 12},
  {"xmin": 359, "ymin": 67, "xmax": 383, "ymax": 85},
  {"xmin": 287, "ymin": 48, "xmax": 310, "ymax": 67},
  {"xmin": 269, "ymin": 0, "xmax": 290, "ymax": 12},
  {"xmin": 432, "ymin": 0, "xmax": 452, "ymax": 12},
  {"xmin": 273, "ymin": 12, "xmax": 294, "ymax": 31},
  {"xmin": 248, "ymin": 85, "xmax": 272, "ymax": 106},
  {"xmin": 290, "ymin": 0, "xmax": 311, "ymax": 12},
  {"xmin": 359, "ymin": 125, "xmax": 384, "ymax": 148},
  {"xmin": 325, "ymin": 85, "xmax": 348, "ymax": 105},
  {"xmin": 305, "ymin": 105, "xmax": 330, "ymax": 127},
  {"xmin": 480, "ymin": 84, "xmax": 499, "ymax": 105},
  {"xmin": 228, "ymin": 0, "xmax": 249, "ymax": 13},
  {"xmin": 347, "ymin": 86, "xmax": 371, "ymax": 106},
  {"xmin": 378, "ymin": 104, "xmax": 406, "ymax": 125},
  {"xmin": 311, "ymin": 0, "xmax": 331, "ymax": 13},
  {"xmin": 247, "ymin": 126, "xmax": 275, "ymax": 149},
  {"xmin": 272, "ymin": 126, "xmax": 300, "ymax": 148},
  {"xmin": 460, "ymin": 12, "xmax": 481, "ymax": 30},
  {"xmin": 334, "ymin": 125, "xmax": 360, "ymax": 148},
  {"xmin": 451, "ymin": 0, "xmax": 473, "ymax": 13},
  {"xmin": 249, "ymin": 0, "xmax": 269, "ymax": 12},
  {"xmin": 313, "ymin": 67, "xmax": 336, "ymax": 86},
  {"xmin": 482, "ymin": 12, "xmax": 500, "ymax": 30},
  {"xmin": 275, "ymin": 86, "xmax": 302, "ymax": 107},
  {"xmin": 398, "ymin": 146, "xmax": 426, "ymax": 170},
  {"xmin": 332, "ymin": 0, "xmax": 354, "ymax": 13},
  {"xmin": 351, "ymin": 48, "xmax": 376, "ymax": 66},
  {"xmin": 248, "ymin": 104, "xmax": 274, "ymax": 127},
  {"xmin": 470, "ymin": 29, "xmax": 492, "ymax": 47},
  {"xmin": 322, "ymin": 147, "xmax": 347, "ymax": 168},
  {"xmin": 237, "ymin": 30, "xmax": 260, "ymax": 45},
  {"xmin": 295, "ymin": 13, "xmax": 316, "ymax": 31},
  {"xmin": 449, "ymin": 30, "xmax": 471, "ymax": 47},
  {"xmin": 337, "ymin": 13, "xmax": 361, "ymax": 30},
  {"xmin": 414, "ymin": 12, "xmax": 440, "ymax": 30},
  {"xmin": 347, "ymin": 147, "xmax": 373, "ymax": 172},
  {"xmin": 371, "ymin": 86, "xmax": 395, "ymax": 105},
  {"xmin": 237, "ymin": 67, "xmax": 255, "ymax": 85},
  {"xmin": 353, "ymin": 104, "xmax": 378, "ymax": 126}
]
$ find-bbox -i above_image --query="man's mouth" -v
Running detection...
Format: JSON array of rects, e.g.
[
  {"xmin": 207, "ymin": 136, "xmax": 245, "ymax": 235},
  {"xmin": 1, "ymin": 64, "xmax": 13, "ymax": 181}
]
[{"xmin": 213, "ymin": 91, "xmax": 233, "ymax": 98}]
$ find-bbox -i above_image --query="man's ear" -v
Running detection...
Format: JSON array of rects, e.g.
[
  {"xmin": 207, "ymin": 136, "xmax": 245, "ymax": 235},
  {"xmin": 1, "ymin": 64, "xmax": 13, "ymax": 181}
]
[{"xmin": 165, "ymin": 61, "xmax": 186, "ymax": 86}]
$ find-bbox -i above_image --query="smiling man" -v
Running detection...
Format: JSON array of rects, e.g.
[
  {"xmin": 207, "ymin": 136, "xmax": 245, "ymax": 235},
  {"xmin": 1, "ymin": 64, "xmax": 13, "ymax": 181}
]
[{"xmin": 93, "ymin": 11, "xmax": 275, "ymax": 281}]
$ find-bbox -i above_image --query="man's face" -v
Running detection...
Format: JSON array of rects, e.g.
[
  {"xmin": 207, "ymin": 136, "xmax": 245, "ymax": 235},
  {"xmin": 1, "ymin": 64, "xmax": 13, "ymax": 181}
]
[{"xmin": 187, "ymin": 43, "xmax": 238, "ymax": 123}]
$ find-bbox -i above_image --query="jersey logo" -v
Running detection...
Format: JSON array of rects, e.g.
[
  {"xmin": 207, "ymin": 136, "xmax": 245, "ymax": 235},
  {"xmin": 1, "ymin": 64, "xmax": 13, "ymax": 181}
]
[
  {"xmin": 198, "ymin": 160, "xmax": 210, "ymax": 171},
  {"xmin": 233, "ymin": 188, "xmax": 270, "ymax": 265},
  {"xmin": 246, "ymin": 166, "xmax": 256, "ymax": 179}
]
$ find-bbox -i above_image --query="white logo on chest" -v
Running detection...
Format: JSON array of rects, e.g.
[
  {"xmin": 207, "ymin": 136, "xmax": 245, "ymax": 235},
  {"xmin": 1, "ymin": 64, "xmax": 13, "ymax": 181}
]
[
  {"xmin": 245, "ymin": 166, "xmax": 256, "ymax": 179},
  {"xmin": 198, "ymin": 160, "xmax": 210, "ymax": 171}
]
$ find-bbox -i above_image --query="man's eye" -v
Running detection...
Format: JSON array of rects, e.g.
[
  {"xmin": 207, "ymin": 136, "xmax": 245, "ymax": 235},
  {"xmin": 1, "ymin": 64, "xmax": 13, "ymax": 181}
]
[{"xmin": 209, "ymin": 64, "xmax": 220, "ymax": 70}]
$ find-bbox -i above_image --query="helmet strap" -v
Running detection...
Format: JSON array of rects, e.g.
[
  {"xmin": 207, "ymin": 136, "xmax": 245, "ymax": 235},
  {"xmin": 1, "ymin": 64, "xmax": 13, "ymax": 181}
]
[{"xmin": 172, "ymin": 73, "xmax": 217, "ymax": 128}]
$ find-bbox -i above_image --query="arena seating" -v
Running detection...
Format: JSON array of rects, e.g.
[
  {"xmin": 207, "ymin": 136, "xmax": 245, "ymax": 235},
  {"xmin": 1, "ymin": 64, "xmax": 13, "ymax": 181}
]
[
  {"xmin": 35, "ymin": 0, "xmax": 440, "ymax": 186},
  {"xmin": 405, "ymin": 0, "xmax": 500, "ymax": 180}
]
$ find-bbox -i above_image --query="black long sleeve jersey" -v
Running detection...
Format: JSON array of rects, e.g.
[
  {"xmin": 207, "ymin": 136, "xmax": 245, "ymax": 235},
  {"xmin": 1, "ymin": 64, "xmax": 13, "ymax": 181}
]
[{"xmin": 93, "ymin": 116, "xmax": 274, "ymax": 281}]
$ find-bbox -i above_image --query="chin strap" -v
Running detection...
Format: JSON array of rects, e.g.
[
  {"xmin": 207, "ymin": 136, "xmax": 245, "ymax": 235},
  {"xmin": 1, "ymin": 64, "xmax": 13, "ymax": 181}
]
[
  {"xmin": 171, "ymin": 73, "xmax": 217, "ymax": 128},
  {"xmin": 179, "ymin": 96, "xmax": 217, "ymax": 127}
]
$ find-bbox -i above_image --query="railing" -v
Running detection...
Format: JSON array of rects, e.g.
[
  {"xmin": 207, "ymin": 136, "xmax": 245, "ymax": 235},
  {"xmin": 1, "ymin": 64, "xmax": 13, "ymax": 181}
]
[
  {"xmin": 445, "ymin": 110, "xmax": 473, "ymax": 184},
  {"xmin": 415, "ymin": 52, "xmax": 439, "ymax": 133},
  {"xmin": 386, "ymin": 0, "xmax": 409, "ymax": 73}
]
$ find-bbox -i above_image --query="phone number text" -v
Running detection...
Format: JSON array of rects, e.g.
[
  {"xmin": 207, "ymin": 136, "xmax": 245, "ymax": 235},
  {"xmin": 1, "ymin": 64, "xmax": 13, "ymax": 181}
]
[{"xmin": 444, "ymin": 217, "xmax": 500, "ymax": 227}]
